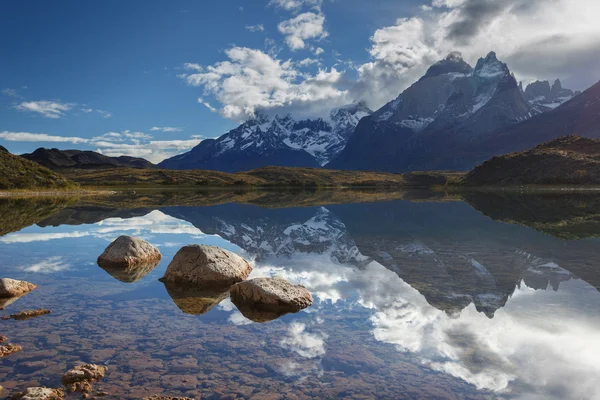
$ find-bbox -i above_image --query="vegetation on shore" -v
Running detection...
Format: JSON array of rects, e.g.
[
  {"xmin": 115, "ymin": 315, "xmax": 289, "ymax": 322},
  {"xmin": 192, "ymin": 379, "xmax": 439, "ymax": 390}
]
[
  {"xmin": 0, "ymin": 150, "xmax": 75, "ymax": 190},
  {"xmin": 463, "ymin": 135, "xmax": 600, "ymax": 186},
  {"xmin": 58, "ymin": 166, "xmax": 463, "ymax": 188}
]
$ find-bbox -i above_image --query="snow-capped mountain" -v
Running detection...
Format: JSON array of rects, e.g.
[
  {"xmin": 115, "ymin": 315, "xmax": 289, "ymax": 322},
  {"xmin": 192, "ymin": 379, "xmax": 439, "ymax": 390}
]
[
  {"xmin": 328, "ymin": 52, "xmax": 544, "ymax": 172},
  {"xmin": 161, "ymin": 205, "xmax": 370, "ymax": 265},
  {"xmin": 159, "ymin": 102, "xmax": 372, "ymax": 172},
  {"xmin": 522, "ymin": 79, "xmax": 579, "ymax": 111}
]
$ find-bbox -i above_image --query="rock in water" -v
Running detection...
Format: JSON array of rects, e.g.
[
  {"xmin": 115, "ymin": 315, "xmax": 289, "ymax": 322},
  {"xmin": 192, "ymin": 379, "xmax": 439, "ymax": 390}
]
[
  {"xmin": 230, "ymin": 277, "xmax": 313, "ymax": 322},
  {"xmin": 161, "ymin": 245, "xmax": 252, "ymax": 286},
  {"xmin": 0, "ymin": 278, "xmax": 37, "ymax": 298},
  {"xmin": 10, "ymin": 387, "xmax": 65, "ymax": 400},
  {"xmin": 144, "ymin": 397, "xmax": 195, "ymax": 400},
  {"xmin": 61, "ymin": 364, "xmax": 107, "ymax": 393},
  {"xmin": 97, "ymin": 236, "xmax": 161, "ymax": 270},
  {"xmin": 0, "ymin": 343, "xmax": 23, "ymax": 358},
  {"xmin": 162, "ymin": 281, "xmax": 230, "ymax": 316}
]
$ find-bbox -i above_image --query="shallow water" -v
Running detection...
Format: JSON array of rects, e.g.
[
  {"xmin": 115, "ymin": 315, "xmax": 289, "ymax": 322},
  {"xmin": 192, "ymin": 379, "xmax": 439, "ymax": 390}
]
[{"xmin": 1, "ymin": 192, "xmax": 600, "ymax": 399}]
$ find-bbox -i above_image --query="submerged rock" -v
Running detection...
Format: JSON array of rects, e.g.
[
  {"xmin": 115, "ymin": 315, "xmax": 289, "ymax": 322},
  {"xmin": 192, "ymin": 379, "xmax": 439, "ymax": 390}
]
[
  {"xmin": 0, "ymin": 343, "xmax": 23, "ymax": 358},
  {"xmin": 162, "ymin": 281, "xmax": 230, "ymax": 316},
  {"xmin": 0, "ymin": 335, "xmax": 7, "ymax": 343},
  {"xmin": 0, "ymin": 278, "xmax": 37, "ymax": 298},
  {"xmin": 143, "ymin": 397, "xmax": 195, "ymax": 400},
  {"xmin": 97, "ymin": 236, "xmax": 162, "ymax": 270},
  {"xmin": 161, "ymin": 245, "xmax": 252, "ymax": 286},
  {"xmin": 61, "ymin": 364, "xmax": 107, "ymax": 393},
  {"xmin": 0, "ymin": 296, "xmax": 21, "ymax": 310},
  {"xmin": 230, "ymin": 277, "xmax": 313, "ymax": 322},
  {"xmin": 2, "ymin": 309, "xmax": 52, "ymax": 321},
  {"xmin": 10, "ymin": 387, "xmax": 64, "ymax": 400},
  {"xmin": 98, "ymin": 259, "xmax": 161, "ymax": 283}
]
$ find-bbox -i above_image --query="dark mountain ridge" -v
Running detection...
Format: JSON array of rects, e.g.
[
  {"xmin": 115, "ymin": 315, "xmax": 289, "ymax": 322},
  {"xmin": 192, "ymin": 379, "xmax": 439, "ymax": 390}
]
[
  {"xmin": 328, "ymin": 51, "xmax": 582, "ymax": 172},
  {"xmin": 22, "ymin": 148, "xmax": 155, "ymax": 170}
]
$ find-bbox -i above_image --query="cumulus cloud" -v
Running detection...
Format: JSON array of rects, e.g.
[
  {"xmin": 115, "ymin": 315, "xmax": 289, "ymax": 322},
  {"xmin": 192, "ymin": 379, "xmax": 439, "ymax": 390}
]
[
  {"xmin": 280, "ymin": 322, "xmax": 328, "ymax": 358},
  {"xmin": 15, "ymin": 100, "xmax": 74, "ymax": 119},
  {"xmin": 183, "ymin": 47, "xmax": 350, "ymax": 119},
  {"xmin": 181, "ymin": 0, "xmax": 600, "ymax": 118},
  {"xmin": 353, "ymin": 0, "xmax": 600, "ymax": 108},
  {"xmin": 278, "ymin": 11, "xmax": 328, "ymax": 50}
]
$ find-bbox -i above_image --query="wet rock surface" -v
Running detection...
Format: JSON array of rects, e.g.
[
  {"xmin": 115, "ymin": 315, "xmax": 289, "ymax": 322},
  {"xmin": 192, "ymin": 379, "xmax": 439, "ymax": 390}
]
[
  {"xmin": 97, "ymin": 235, "xmax": 162, "ymax": 270},
  {"xmin": 2, "ymin": 309, "xmax": 52, "ymax": 321},
  {"xmin": 230, "ymin": 277, "xmax": 313, "ymax": 319},
  {"xmin": 61, "ymin": 364, "xmax": 107, "ymax": 393},
  {"xmin": 0, "ymin": 278, "xmax": 37, "ymax": 298},
  {"xmin": 98, "ymin": 259, "xmax": 161, "ymax": 283},
  {"xmin": 10, "ymin": 387, "xmax": 64, "ymax": 400},
  {"xmin": 161, "ymin": 245, "xmax": 252, "ymax": 286},
  {"xmin": 0, "ymin": 343, "xmax": 22, "ymax": 358},
  {"xmin": 143, "ymin": 396, "xmax": 195, "ymax": 400},
  {"xmin": 162, "ymin": 281, "xmax": 230, "ymax": 316}
]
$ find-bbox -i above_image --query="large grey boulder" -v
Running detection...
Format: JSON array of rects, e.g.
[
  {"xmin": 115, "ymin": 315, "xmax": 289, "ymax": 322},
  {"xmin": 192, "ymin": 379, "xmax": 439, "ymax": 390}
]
[
  {"xmin": 230, "ymin": 277, "xmax": 313, "ymax": 322},
  {"xmin": 161, "ymin": 245, "xmax": 252, "ymax": 286},
  {"xmin": 0, "ymin": 278, "xmax": 37, "ymax": 298},
  {"xmin": 97, "ymin": 236, "xmax": 161, "ymax": 270}
]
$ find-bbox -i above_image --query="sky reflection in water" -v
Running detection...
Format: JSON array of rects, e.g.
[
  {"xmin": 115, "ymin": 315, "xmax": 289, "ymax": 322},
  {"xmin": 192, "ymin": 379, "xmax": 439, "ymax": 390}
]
[{"xmin": 1, "ymin": 198, "xmax": 600, "ymax": 399}]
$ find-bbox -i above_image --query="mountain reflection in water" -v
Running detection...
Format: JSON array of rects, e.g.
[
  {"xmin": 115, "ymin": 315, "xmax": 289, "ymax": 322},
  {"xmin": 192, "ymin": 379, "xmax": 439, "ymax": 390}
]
[{"xmin": 1, "ymin": 191, "xmax": 600, "ymax": 399}]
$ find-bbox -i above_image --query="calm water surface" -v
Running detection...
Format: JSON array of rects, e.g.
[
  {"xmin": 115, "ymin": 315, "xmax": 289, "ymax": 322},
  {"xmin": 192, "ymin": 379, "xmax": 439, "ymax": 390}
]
[{"xmin": 1, "ymin": 192, "xmax": 600, "ymax": 399}]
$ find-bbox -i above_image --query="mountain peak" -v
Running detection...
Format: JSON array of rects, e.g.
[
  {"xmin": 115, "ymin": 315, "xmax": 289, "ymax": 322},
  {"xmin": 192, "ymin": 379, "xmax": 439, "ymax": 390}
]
[
  {"xmin": 474, "ymin": 51, "xmax": 509, "ymax": 79},
  {"xmin": 422, "ymin": 51, "xmax": 473, "ymax": 80}
]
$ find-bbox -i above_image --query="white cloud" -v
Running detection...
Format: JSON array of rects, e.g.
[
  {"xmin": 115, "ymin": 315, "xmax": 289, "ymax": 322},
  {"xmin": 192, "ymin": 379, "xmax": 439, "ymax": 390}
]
[
  {"xmin": 183, "ymin": 47, "xmax": 349, "ymax": 119},
  {"xmin": 150, "ymin": 126, "xmax": 183, "ymax": 132},
  {"xmin": 20, "ymin": 256, "xmax": 71, "ymax": 273},
  {"xmin": 15, "ymin": 100, "xmax": 74, "ymax": 119},
  {"xmin": 269, "ymin": 0, "xmax": 321, "ymax": 10},
  {"xmin": 0, "ymin": 131, "xmax": 89, "ymax": 144},
  {"xmin": 96, "ymin": 109, "xmax": 112, "ymax": 118},
  {"xmin": 0, "ymin": 231, "xmax": 90, "ymax": 244},
  {"xmin": 278, "ymin": 11, "xmax": 328, "ymax": 50},
  {"xmin": 352, "ymin": 0, "xmax": 600, "ymax": 108},
  {"xmin": 245, "ymin": 24, "xmax": 265, "ymax": 33},
  {"xmin": 280, "ymin": 322, "xmax": 328, "ymax": 358},
  {"xmin": 0, "ymin": 129, "xmax": 200, "ymax": 163},
  {"xmin": 2, "ymin": 88, "xmax": 23, "ymax": 99}
]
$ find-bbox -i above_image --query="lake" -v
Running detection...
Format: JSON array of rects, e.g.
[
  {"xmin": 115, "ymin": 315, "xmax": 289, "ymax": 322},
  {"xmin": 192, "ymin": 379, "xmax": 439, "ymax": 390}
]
[{"xmin": 1, "ymin": 190, "xmax": 600, "ymax": 399}]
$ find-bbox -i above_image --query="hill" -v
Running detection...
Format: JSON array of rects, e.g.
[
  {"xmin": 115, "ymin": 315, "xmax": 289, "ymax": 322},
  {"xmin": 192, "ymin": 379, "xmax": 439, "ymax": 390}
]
[
  {"xmin": 463, "ymin": 136, "xmax": 600, "ymax": 185},
  {"xmin": 0, "ymin": 149, "xmax": 74, "ymax": 190},
  {"xmin": 60, "ymin": 166, "xmax": 462, "ymax": 188},
  {"xmin": 22, "ymin": 148, "xmax": 155, "ymax": 170}
]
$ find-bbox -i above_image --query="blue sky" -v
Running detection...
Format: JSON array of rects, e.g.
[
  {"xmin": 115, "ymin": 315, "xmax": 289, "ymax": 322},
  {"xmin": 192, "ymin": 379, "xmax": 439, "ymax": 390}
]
[{"xmin": 2, "ymin": 0, "xmax": 599, "ymax": 162}]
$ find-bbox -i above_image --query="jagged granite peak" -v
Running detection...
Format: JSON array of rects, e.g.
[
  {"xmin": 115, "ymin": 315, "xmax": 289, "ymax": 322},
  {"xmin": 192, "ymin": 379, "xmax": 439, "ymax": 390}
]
[
  {"xmin": 159, "ymin": 103, "xmax": 372, "ymax": 172},
  {"xmin": 524, "ymin": 78, "xmax": 576, "ymax": 110},
  {"xmin": 328, "ymin": 51, "xmax": 540, "ymax": 172},
  {"xmin": 422, "ymin": 52, "xmax": 473, "ymax": 80}
]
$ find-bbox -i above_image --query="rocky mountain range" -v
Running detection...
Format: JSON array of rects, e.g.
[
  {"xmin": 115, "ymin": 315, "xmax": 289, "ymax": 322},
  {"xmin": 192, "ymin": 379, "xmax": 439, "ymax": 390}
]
[
  {"xmin": 159, "ymin": 103, "xmax": 372, "ymax": 172},
  {"xmin": 22, "ymin": 148, "xmax": 156, "ymax": 170},
  {"xmin": 159, "ymin": 51, "xmax": 586, "ymax": 173},
  {"xmin": 522, "ymin": 79, "xmax": 580, "ymax": 112},
  {"xmin": 328, "ymin": 52, "xmax": 581, "ymax": 172}
]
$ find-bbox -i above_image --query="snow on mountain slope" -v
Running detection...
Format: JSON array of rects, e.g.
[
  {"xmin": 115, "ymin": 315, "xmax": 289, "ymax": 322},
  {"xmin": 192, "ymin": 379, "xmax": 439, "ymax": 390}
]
[{"xmin": 159, "ymin": 102, "xmax": 372, "ymax": 171}]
